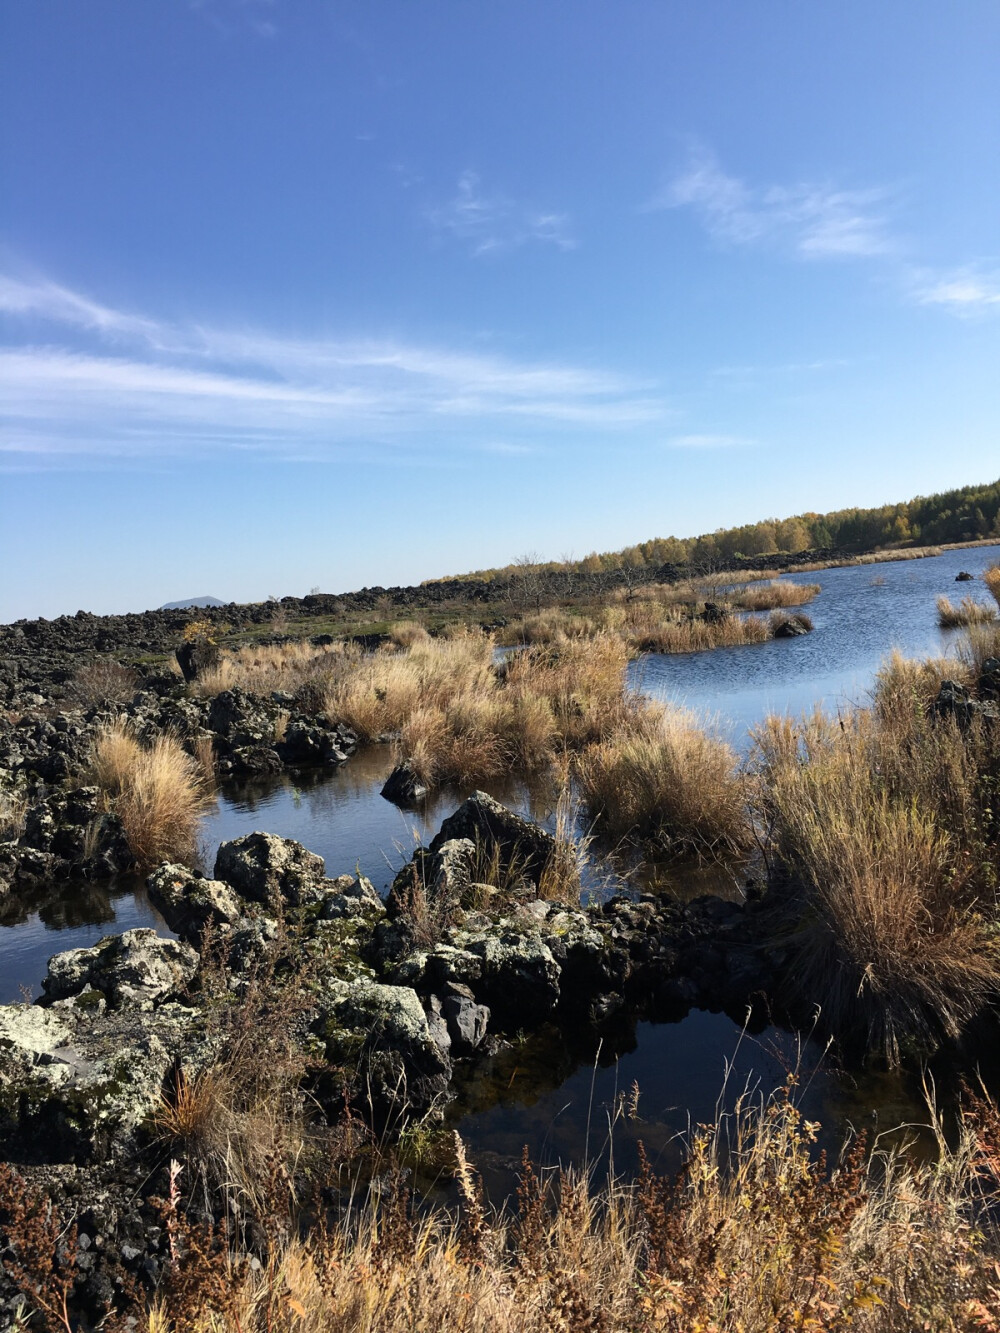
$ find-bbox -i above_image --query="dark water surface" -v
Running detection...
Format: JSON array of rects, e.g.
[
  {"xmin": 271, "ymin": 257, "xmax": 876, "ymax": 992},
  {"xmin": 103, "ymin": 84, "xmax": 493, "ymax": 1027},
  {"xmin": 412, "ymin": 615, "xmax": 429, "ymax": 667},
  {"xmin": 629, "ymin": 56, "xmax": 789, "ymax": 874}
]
[{"xmin": 4, "ymin": 545, "xmax": 998, "ymax": 1176}]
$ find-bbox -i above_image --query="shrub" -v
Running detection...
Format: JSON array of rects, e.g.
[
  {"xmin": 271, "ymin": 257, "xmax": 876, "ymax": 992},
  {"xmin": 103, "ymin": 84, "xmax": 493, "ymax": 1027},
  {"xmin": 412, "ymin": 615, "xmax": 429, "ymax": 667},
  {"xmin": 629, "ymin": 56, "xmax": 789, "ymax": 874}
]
[{"xmin": 69, "ymin": 658, "xmax": 138, "ymax": 706}]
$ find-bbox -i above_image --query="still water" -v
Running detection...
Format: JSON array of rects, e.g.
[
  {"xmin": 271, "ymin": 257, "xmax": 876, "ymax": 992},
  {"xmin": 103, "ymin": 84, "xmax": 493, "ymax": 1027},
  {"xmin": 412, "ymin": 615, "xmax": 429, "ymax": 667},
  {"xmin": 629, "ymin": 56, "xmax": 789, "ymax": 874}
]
[{"xmin": 3, "ymin": 544, "xmax": 998, "ymax": 1178}]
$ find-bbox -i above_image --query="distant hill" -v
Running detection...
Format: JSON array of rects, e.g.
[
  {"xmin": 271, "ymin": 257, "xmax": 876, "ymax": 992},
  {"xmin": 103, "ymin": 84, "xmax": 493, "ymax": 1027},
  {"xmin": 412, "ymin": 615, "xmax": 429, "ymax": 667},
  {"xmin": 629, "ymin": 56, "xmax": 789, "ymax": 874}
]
[{"xmin": 159, "ymin": 596, "xmax": 226, "ymax": 610}]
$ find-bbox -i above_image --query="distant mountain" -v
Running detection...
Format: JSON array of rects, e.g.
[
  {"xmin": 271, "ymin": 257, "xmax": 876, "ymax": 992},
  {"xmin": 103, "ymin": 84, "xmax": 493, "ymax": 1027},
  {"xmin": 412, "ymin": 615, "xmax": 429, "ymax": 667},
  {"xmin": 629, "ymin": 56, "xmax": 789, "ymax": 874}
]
[{"xmin": 159, "ymin": 596, "xmax": 226, "ymax": 610}]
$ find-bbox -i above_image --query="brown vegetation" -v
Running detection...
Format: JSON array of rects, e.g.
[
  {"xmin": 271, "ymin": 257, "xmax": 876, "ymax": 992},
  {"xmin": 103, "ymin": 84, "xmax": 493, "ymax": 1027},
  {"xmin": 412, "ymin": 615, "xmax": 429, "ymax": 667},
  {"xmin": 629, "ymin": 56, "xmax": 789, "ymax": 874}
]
[
  {"xmin": 751, "ymin": 652, "xmax": 1000, "ymax": 1058},
  {"xmin": 7, "ymin": 1082, "xmax": 1000, "ymax": 1332},
  {"xmin": 985, "ymin": 563, "xmax": 1000, "ymax": 609},
  {"xmin": 576, "ymin": 704, "xmax": 750, "ymax": 860},
  {"xmin": 193, "ymin": 640, "xmax": 356, "ymax": 699},
  {"xmin": 90, "ymin": 720, "xmax": 210, "ymax": 866},
  {"xmin": 936, "ymin": 594, "xmax": 997, "ymax": 628},
  {"xmin": 728, "ymin": 579, "xmax": 821, "ymax": 610}
]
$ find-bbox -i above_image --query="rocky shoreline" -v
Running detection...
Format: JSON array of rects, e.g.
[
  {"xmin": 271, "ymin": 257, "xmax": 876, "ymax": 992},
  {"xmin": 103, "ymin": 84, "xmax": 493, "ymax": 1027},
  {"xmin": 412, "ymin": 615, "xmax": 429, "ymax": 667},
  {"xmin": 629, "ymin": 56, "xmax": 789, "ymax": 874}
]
[
  {"xmin": 0, "ymin": 789, "xmax": 780, "ymax": 1323},
  {"xmin": 0, "ymin": 683, "xmax": 358, "ymax": 897}
]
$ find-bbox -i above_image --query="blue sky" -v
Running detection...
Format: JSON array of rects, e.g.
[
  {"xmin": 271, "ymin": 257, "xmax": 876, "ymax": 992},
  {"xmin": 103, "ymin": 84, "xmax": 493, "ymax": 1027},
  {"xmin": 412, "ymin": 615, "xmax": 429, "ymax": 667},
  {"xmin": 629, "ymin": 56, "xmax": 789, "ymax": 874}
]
[{"xmin": 1, "ymin": 1, "xmax": 999, "ymax": 620}]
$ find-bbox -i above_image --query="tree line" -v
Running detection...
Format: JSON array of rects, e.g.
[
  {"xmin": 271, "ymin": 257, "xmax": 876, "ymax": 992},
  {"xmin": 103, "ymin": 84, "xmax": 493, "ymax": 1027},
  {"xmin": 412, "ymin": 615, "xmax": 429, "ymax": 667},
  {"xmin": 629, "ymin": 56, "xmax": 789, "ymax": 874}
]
[{"xmin": 431, "ymin": 477, "xmax": 1000, "ymax": 583}]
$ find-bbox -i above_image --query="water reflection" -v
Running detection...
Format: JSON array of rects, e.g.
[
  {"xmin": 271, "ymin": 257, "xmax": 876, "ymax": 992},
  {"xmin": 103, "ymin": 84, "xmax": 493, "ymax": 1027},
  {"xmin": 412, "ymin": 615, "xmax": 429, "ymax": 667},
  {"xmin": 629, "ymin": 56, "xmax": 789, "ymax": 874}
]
[
  {"xmin": 0, "ymin": 877, "xmax": 171, "ymax": 1004},
  {"xmin": 3, "ymin": 545, "xmax": 998, "ymax": 1162}
]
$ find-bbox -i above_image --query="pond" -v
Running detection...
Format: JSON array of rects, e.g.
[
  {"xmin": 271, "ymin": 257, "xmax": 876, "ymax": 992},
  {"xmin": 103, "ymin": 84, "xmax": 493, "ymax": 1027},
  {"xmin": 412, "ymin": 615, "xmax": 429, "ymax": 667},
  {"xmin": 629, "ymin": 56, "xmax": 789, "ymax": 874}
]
[{"xmin": 4, "ymin": 543, "xmax": 998, "ymax": 1183}]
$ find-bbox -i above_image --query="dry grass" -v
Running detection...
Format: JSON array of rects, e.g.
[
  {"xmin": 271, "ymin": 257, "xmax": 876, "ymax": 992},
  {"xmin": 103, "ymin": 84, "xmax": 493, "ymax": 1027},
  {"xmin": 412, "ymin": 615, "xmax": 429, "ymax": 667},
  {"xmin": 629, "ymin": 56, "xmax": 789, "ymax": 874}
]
[
  {"xmin": 90, "ymin": 1084, "xmax": 1000, "ymax": 1333},
  {"xmin": 386, "ymin": 620, "xmax": 430, "ymax": 648},
  {"xmin": 985, "ymin": 563, "xmax": 1000, "ymax": 609},
  {"xmin": 505, "ymin": 595, "xmax": 815, "ymax": 656},
  {"xmin": 576, "ymin": 703, "xmax": 750, "ymax": 860},
  {"xmin": 325, "ymin": 632, "xmax": 495, "ymax": 745},
  {"xmin": 90, "ymin": 719, "xmax": 209, "ymax": 867},
  {"xmin": 872, "ymin": 648, "xmax": 970, "ymax": 721},
  {"xmin": 785, "ymin": 544, "xmax": 945, "ymax": 573},
  {"xmin": 392, "ymin": 634, "xmax": 637, "ymax": 786},
  {"xmin": 937, "ymin": 594, "xmax": 997, "ymax": 628},
  {"xmin": 960, "ymin": 622, "xmax": 1000, "ymax": 678},
  {"xmin": 193, "ymin": 640, "xmax": 356, "ymax": 700},
  {"xmin": 0, "ymin": 784, "xmax": 27, "ymax": 840},
  {"xmin": 752, "ymin": 682, "xmax": 1000, "ymax": 1059},
  {"xmin": 728, "ymin": 579, "xmax": 820, "ymax": 610},
  {"xmin": 631, "ymin": 613, "xmax": 772, "ymax": 654}
]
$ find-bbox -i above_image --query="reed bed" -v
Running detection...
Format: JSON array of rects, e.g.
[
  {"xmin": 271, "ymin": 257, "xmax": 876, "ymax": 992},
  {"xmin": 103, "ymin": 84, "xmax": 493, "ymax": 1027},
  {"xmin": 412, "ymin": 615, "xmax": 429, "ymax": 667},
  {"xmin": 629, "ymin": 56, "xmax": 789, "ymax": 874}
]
[
  {"xmin": 631, "ymin": 613, "xmax": 772, "ymax": 654},
  {"xmin": 936, "ymin": 594, "xmax": 997, "ymax": 628},
  {"xmin": 985, "ymin": 563, "xmax": 1000, "ymax": 609},
  {"xmin": 505, "ymin": 603, "xmax": 802, "ymax": 655},
  {"xmin": 727, "ymin": 579, "xmax": 821, "ymax": 610},
  {"xmin": 90, "ymin": 719, "xmax": 210, "ymax": 866}
]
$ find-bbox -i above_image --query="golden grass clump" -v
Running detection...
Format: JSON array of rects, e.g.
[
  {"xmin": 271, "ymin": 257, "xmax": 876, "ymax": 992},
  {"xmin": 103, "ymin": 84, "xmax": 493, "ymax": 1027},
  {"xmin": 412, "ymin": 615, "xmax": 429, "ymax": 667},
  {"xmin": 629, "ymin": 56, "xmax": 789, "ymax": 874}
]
[
  {"xmin": 394, "ymin": 634, "xmax": 634, "ymax": 786},
  {"xmin": 872, "ymin": 648, "xmax": 970, "ymax": 724},
  {"xmin": 576, "ymin": 703, "xmax": 750, "ymax": 860},
  {"xmin": 936, "ymin": 594, "xmax": 997, "ymax": 628},
  {"xmin": 985, "ymin": 563, "xmax": 1000, "ymax": 609},
  {"xmin": 631, "ymin": 613, "xmax": 772, "ymax": 654},
  {"xmin": 752, "ymin": 695, "xmax": 1000, "ymax": 1060},
  {"xmin": 90, "ymin": 719, "xmax": 209, "ymax": 867},
  {"xmin": 324, "ymin": 631, "xmax": 495, "ymax": 743},
  {"xmin": 387, "ymin": 620, "xmax": 430, "ymax": 648}
]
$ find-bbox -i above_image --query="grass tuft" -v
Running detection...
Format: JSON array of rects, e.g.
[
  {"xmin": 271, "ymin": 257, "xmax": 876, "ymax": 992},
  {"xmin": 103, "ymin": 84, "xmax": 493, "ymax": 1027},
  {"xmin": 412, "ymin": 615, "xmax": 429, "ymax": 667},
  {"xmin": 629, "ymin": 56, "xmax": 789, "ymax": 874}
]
[
  {"xmin": 576, "ymin": 703, "xmax": 750, "ymax": 860},
  {"xmin": 752, "ymin": 692, "xmax": 1000, "ymax": 1060},
  {"xmin": 90, "ymin": 719, "xmax": 209, "ymax": 867},
  {"xmin": 937, "ymin": 594, "xmax": 997, "ymax": 628}
]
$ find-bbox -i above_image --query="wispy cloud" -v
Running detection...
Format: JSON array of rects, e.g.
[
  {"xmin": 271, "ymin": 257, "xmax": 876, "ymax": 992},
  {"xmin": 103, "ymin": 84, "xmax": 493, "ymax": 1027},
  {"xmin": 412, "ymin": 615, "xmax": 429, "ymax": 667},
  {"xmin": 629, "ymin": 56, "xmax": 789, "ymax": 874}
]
[
  {"xmin": 0, "ymin": 275, "xmax": 163, "ymax": 341},
  {"xmin": 666, "ymin": 433, "xmax": 754, "ymax": 449},
  {"xmin": 0, "ymin": 273, "xmax": 662, "ymax": 467},
  {"xmin": 427, "ymin": 170, "xmax": 575, "ymax": 256},
  {"xmin": 652, "ymin": 146, "xmax": 893, "ymax": 260},
  {"xmin": 189, "ymin": 0, "xmax": 278, "ymax": 38},
  {"xmin": 909, "ymin": 265, "xmax": 1000, "ymax": 313}
]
